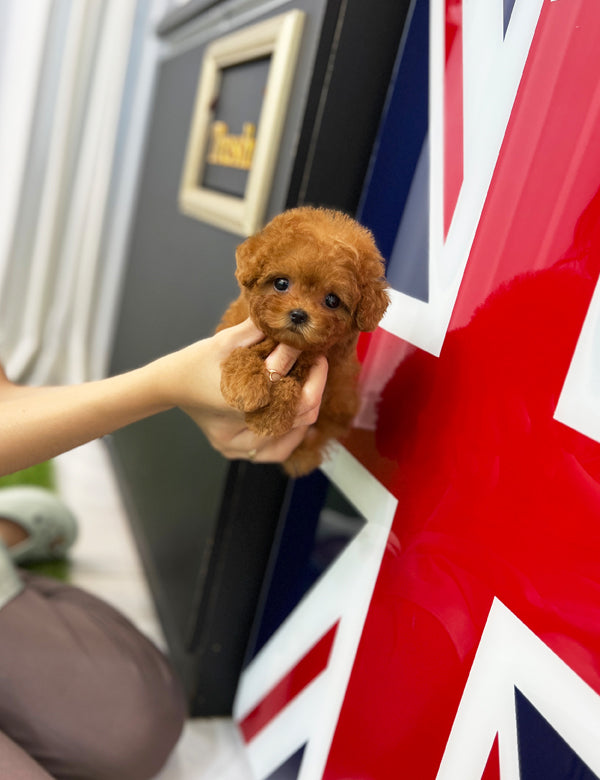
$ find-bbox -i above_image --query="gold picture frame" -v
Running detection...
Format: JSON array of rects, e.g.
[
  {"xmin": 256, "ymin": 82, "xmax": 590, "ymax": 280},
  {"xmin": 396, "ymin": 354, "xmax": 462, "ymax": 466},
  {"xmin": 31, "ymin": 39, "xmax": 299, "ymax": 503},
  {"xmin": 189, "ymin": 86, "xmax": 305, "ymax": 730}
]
[{"xmin": 178, "ymin": 10, "xmax": 305, "ymax": 236}]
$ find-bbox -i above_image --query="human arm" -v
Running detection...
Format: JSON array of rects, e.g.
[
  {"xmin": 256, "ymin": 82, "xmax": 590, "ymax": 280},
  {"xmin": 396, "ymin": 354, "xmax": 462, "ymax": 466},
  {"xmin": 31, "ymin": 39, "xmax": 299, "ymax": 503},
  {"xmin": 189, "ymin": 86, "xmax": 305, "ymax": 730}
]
[{"xmin": 0, "ymin": 319, "xmax": 327, "ymax": 476}]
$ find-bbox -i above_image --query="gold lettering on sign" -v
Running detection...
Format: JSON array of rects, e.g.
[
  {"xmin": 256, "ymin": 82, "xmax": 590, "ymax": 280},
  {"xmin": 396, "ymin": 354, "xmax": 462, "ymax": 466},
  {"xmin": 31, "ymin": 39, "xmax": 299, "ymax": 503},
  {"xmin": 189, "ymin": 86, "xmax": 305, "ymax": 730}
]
[{"xmin": 207, "ymin": 121, "xmax": 256, "ymax": 170}]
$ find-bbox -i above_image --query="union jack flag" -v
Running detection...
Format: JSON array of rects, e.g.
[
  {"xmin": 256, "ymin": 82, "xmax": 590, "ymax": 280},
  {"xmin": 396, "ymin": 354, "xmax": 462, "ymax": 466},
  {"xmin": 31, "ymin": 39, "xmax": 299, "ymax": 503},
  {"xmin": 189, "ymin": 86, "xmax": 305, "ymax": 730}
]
[{"xmin": 234, "ymin": 1, "xmax": 600, "ymax": 777}]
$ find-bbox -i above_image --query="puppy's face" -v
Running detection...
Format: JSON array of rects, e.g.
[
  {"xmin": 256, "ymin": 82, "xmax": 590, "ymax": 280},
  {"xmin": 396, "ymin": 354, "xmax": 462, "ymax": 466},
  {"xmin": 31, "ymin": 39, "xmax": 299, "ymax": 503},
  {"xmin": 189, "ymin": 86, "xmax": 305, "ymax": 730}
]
[
  {"xmin": 244, "ymin": 256, "xmax": 360, "ymax": 350},
  {"xmin": 235, "ymin": 208, "xmax": 390, "ymax": 351}
]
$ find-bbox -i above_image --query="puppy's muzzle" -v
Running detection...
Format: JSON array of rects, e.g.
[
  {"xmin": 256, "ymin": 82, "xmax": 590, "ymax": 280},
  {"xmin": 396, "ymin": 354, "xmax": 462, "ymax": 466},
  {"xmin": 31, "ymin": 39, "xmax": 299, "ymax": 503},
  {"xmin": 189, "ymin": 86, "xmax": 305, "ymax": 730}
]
[{"xmin": 289, "ymin": 309, "xmax": 309, "ymax": 326}]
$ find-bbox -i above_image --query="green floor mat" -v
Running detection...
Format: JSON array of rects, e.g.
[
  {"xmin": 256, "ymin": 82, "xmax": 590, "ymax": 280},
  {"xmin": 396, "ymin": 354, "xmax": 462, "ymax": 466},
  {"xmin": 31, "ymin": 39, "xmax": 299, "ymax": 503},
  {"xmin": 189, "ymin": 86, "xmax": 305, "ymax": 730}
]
[{"xmin": 0, "ymin": 460, "xmax": 56, "ymax": 491}]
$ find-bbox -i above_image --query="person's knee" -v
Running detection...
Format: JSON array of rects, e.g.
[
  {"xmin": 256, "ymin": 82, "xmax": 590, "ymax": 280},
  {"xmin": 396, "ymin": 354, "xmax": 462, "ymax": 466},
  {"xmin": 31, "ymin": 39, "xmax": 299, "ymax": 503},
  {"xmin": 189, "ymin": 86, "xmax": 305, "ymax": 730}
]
[
  {"xmin": 60, "ymin": 664, "xmax": 187, "ymax": 780},
  {"xmin": 0, "ymin": 580, "xmax": 188, "ymax": 779},
  {"xmin": 86, "ymin": 679, "xmax": 187, "ymax": 780},
  {"xmin": 2, "ymin": 661, "xmax": 187, "ymax": 780}
]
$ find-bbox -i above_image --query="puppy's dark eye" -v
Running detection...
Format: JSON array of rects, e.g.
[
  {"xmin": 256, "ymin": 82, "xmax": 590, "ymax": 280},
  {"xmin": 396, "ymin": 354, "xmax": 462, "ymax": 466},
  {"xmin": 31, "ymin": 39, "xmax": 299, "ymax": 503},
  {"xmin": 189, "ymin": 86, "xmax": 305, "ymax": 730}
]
[
  {"xmin": 324, "ymin": 293, "xmax": 340, "ymax": 309},
  {"xmin": 273, "ymin": 278, "xmax": 289, "ymax": 292}
]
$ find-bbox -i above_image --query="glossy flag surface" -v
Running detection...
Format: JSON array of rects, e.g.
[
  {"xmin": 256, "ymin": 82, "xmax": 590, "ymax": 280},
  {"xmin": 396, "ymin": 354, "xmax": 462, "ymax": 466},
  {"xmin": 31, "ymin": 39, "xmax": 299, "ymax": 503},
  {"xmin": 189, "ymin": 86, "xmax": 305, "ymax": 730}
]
[{"xmin": 234, "ymin": 1, "xmax": 600, "ymax": 777}]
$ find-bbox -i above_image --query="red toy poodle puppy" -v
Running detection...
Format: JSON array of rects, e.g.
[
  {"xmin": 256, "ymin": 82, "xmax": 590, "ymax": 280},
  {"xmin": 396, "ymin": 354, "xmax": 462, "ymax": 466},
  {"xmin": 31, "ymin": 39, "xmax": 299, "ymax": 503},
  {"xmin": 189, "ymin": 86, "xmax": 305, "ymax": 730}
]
[{"xmin": 218, "ymin": 206, "xmax": 389, "ymax": 476}]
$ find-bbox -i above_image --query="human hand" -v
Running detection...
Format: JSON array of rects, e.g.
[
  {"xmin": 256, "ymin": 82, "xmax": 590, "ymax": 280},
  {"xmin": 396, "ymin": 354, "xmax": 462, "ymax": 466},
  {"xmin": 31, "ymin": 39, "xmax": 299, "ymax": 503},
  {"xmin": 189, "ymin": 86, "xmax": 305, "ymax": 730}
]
[{"xmin": 159, "ymin": 319, "xmax": 328, "ymax": 464}]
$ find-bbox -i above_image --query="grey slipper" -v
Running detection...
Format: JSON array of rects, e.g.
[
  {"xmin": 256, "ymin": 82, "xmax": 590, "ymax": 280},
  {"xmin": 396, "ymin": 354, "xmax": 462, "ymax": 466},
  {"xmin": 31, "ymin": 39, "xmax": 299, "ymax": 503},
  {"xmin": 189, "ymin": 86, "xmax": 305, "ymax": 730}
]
[{"xmin": 0, "ymin": 486, "xmax": 78, "ymax": 564}]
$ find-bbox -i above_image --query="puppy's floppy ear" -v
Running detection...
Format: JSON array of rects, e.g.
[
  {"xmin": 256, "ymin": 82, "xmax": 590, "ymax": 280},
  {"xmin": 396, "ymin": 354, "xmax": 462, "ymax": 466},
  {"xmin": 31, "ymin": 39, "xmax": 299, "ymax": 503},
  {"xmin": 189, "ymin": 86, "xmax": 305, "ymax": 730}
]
[
  {"xmin": 355, "ymin": 276, "xmax": 390, "ymax": 331},
  {"xmin": 353, "ymin": 238, "xmax": 390, "ymax": 331},
  {"xmin": 235, "ymin": 233, "xmax": 264, "ymax": 288}
]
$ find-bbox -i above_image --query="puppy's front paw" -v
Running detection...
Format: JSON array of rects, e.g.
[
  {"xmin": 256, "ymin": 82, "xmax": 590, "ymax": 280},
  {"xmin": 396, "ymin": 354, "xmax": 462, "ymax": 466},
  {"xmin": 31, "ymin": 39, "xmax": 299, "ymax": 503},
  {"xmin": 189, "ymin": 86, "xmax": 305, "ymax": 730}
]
[
  {"xmin": 245, "ymin": 404, "xmax": 296, "ymax": 437},
  {"xmin": 221, "ymin": 349, "xmax": 271, "ymax": 412},
  {"xmin": 244, "ymin": 376, "xmax": 300, "ymax": 436}
]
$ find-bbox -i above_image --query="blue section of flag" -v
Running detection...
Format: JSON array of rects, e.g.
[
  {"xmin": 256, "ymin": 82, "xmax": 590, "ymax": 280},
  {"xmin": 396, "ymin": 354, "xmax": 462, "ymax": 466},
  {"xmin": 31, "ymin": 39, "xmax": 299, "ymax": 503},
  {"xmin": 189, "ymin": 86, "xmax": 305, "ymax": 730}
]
[
  {"xmin": 504, "ymin": 0, "xmax": 517, "ymax": 36},
  {"xmin": 264, "ymin": 746, "xmax": 305, "ymax": 779},
  {"xmin": 245, "ymin": 471, "xmax": 366, "ymax": 663},
  {"xmin": 515, "ymin": 688, "xmax": 599, "ymax": 779},
  {"xmin": 359, "ymin": 0, "xmax": 430, "ymax": 302}
]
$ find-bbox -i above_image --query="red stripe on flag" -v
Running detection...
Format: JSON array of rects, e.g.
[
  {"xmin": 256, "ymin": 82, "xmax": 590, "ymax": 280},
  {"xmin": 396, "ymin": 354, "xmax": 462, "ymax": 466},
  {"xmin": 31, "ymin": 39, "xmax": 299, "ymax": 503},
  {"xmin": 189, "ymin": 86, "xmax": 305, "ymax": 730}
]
[
  {"xmin": 444, "ymin": 0, "xmax": 464, "ymax": 238},
  {"xmin": 239, "ymin": 622, "xmax": 339, "ymax": 743},
  {"xmin": 481, "ymin": 733, "xmax": 500, "ymax": 780}
]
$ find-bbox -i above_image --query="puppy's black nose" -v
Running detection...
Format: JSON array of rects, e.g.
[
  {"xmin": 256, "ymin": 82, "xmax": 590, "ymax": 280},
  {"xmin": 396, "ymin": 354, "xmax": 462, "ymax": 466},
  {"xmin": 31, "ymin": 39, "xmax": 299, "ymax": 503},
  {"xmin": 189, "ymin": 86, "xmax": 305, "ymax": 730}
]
[{"xmin": 289, "ymin": 309, "xmax": 309, "ymax": 326}]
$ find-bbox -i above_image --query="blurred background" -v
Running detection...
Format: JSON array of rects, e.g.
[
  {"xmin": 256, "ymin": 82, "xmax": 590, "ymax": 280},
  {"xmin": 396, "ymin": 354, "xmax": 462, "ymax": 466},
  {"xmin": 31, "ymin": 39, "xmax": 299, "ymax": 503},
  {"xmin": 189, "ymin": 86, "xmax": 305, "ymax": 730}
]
[{"xmin": 0, "ymin": 0, "xmax": 166, "ymax": 386}]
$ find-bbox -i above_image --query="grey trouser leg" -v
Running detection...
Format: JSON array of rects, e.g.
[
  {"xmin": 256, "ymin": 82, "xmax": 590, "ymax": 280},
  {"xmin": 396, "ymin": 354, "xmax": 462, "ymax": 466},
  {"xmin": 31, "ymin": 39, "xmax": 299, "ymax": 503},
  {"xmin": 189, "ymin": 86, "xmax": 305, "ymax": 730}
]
[
  {"xmin": 0, "ymin": 730, "xmax": 53, "ymax": 778},
  {"xmin": 0, "ymin": 552, "xmax": 187, "ymax": 780}
]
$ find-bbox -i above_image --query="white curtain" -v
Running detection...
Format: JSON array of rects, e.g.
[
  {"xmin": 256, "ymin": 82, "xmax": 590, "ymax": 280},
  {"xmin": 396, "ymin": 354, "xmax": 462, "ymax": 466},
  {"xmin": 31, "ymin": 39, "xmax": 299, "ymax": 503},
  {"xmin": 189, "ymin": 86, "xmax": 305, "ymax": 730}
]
[{"xmin": 0, "ymin": 0, "xmax": 157, "ymax": 386}]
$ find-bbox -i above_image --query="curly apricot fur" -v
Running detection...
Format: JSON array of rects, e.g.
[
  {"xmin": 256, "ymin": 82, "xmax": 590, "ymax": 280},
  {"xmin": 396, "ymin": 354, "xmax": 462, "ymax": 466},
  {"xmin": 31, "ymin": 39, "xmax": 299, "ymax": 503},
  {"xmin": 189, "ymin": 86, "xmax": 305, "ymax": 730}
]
[{"xmin": 217, "ymin": 207, "xmax": 389, "ymax": 476}]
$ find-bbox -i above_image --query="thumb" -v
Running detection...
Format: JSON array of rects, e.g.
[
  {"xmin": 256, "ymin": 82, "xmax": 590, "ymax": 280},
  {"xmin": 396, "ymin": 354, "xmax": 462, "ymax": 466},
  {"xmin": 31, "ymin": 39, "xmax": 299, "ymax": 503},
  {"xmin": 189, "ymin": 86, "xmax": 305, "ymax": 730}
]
[{"xmin": 230, "ymin": 318, "xmax": 265, "ymax": 346}]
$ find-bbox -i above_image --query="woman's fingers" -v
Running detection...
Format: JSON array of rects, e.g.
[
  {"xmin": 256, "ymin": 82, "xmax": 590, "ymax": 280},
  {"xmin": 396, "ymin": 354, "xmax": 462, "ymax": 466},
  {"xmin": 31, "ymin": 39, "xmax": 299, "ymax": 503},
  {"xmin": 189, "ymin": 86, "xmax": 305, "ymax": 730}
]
[
  {"xmin": 256, "ymin": 426, "xmax": 310, "ymax": 462},
  {"xmin": 222, "ymin": 425, "xmax": 310, "ymax": 464},
  {"xmin": 264, "ymin": 343, "xmax": 302, "ymax": 381},
  {"xmin": 215, "ymin": 318, "xmax": 264, "ymax": 353},
  {"xmin": 264, "ymin": 347, "xmax": 327, "ymax": 425},
  {"xmin": 293, "ymin": 355, "xmax": 328, "ymax": 427}
]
